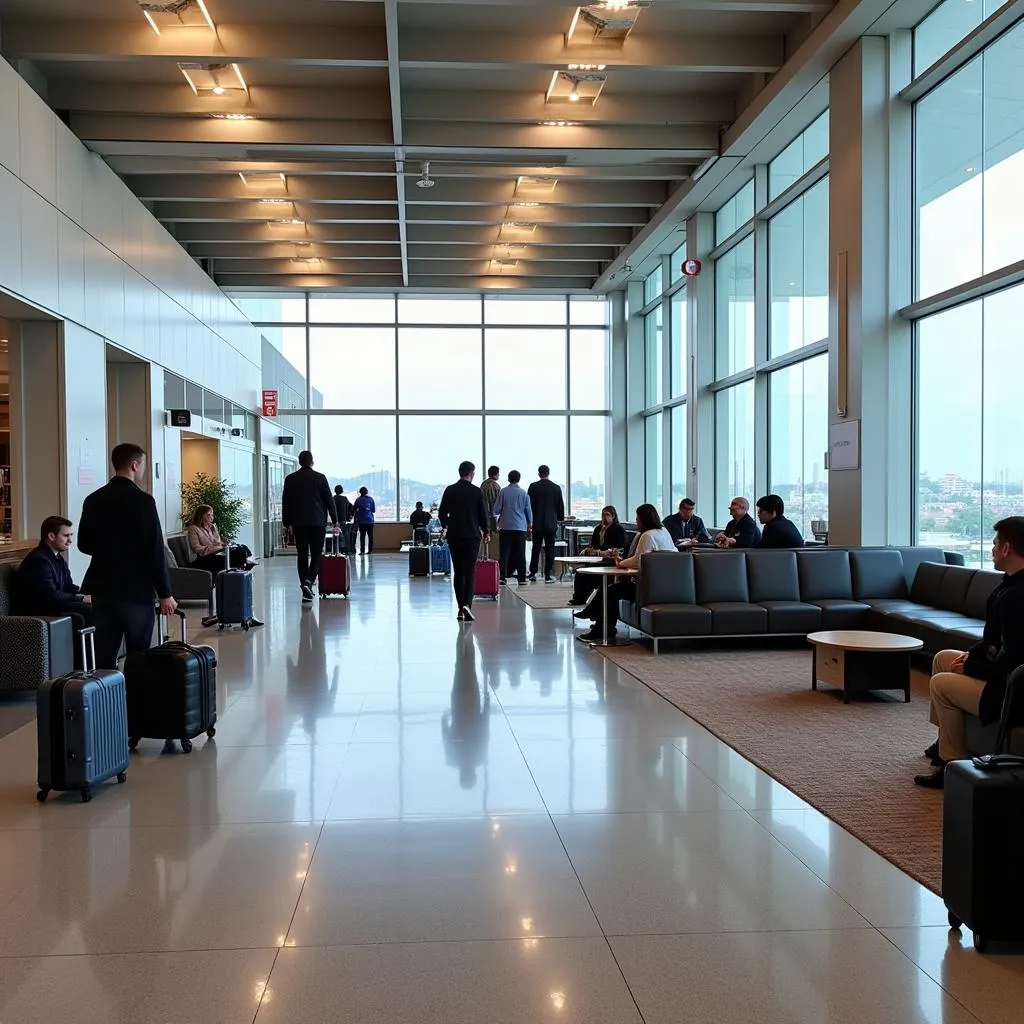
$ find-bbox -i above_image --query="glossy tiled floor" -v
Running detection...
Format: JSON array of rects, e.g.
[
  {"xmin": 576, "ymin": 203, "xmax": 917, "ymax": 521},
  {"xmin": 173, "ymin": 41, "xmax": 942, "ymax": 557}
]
[{"xmin": 1, "ymin": 555, "xmax": 1022, "ymax": 1023}]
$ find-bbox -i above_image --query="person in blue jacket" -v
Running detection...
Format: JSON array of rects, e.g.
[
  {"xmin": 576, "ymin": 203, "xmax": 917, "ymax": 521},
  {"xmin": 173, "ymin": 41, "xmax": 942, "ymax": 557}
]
[{"xmin": 353, "ymin": 486, "xmax": 376, "ymax": 555}]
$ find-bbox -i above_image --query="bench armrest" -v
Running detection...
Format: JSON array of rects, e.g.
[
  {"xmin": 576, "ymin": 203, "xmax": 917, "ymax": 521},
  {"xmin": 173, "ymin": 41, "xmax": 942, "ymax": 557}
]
[{"xmin": 0, "ymin": 614, "xmax": 74, "ymax": 690}]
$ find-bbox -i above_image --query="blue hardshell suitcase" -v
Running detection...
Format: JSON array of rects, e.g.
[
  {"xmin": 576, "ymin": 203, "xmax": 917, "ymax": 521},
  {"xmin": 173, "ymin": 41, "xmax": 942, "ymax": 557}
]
[
  {"xmin": 36, "ymin": 628, "xmax": 129, "ymax": 803},
  {"xmin": 430, "ymin": 542, "xmax": 452, "ymax": 576},
  {"xmin": 216, "ymin": 567, "xmax": 255, "ymax": 629}
]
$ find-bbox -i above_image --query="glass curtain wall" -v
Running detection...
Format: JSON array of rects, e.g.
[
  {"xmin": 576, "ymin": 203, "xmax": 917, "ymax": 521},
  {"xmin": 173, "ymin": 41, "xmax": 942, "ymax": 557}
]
[
  {"xmin": 911, "ymin": 8, "xmax": 1024, "ymax": 565},
  {"xmin": 231, "ymin": 294, "xmax": 611, "ymax": 522},
  {"xmin": 710, "ymin": 113, "xmax": 830, "ymax": 538}
]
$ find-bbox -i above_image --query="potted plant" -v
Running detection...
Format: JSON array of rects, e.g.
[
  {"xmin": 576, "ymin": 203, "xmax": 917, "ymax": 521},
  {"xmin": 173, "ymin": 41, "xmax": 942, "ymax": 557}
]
[{"xmin": 181, "ymin": 473, "xmax": 247, "ymax": 540}]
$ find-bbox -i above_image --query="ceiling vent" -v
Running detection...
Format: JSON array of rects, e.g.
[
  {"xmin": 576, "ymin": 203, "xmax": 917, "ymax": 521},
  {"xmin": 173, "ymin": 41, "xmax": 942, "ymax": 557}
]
[
  {"xmin": 137, "ymin": 1, "xmax": 215, "ymax": 34},
  {"xmin": 566, "ymin": 3, "xmax": 650, "ymax": 47}
]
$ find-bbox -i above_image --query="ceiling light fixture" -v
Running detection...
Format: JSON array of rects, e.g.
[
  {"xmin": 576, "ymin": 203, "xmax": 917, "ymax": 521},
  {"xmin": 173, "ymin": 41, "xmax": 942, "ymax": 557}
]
[
  {"xmin": 137, "ymin": 1, "xmax": 216, "ymax": 36},
  {"xmin": 179, "ymin": 61, "xmax": 248, "ymax": 98},
  {"xmin": 547, "ymin": 67, "xmax": 607, "ymax": 105},
  {"xmin": 271, "ymin": 218, "xmax": 304, "ymax": 226},
  {"xmin": 209, "ymin": 112, "xmax": 256, "ymax": 120},
  {"xmin": 259, "ymin": 198, "xmax": 291, "ymax": 204},
  {"xmin": 239, "ymin": 171, "xmax": 288, "ymax": 194},
  {"xmin": 568, "ymin": 63, "xmax": 607, "ymax": 71},
  {"xmin": 569, "ymin": 84, "xmax": 581, "ymax": 102},
  {"xmin": 212, "ymin": 86, "xmax": 225, "ymax": 96},
  {"xmin": 292, "ymin": 256, "xmax": 321, "ymax": 266},
  {"xmin": 416, "ymin": 161, "xmax": 435, "ymax": 189},
  {"xmin": 567, "ymin": 3, "xmax": 648, "ymax": 46}
]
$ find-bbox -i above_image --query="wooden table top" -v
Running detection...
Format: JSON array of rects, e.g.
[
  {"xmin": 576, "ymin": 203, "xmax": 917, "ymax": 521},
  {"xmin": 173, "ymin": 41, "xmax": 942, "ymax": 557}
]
[
  {"xmin": 576, "ymin": 565, "xmax": 634, "ymax": 577},
  {"xmin": 553, "ymin": 555, "xmax": 605, "ymax": 566},
  {"xmin": 807, "ymin": 630, "xmax": 924, "ymax": 652}
]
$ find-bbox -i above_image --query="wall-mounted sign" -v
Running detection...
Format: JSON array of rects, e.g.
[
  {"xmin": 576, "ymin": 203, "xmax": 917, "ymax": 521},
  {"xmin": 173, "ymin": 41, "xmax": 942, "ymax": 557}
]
[
  {"xmin": 828, "ymin": 419, "xmax": 860, "ymax": 471},
  {"xmin": 682, "ymin": 258, "xmax": 702, "ymax": 277},
  {"xmin": 169, "ymin": 409, "xmax": 192, "ymax": 428},
  {"xmin": 278, "ymin": 435, "xmax": 295, "ymax": 446},
  {"xmin": 262, "ymin": 389, "xmax": 279, "ymax": 418}
]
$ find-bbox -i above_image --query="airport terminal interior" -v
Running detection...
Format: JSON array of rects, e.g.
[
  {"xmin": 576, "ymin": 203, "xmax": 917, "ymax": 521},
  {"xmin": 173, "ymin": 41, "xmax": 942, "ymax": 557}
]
[{"xmin": 0, "ymin": 0, "xmax": 1023, "ymax": 1020}]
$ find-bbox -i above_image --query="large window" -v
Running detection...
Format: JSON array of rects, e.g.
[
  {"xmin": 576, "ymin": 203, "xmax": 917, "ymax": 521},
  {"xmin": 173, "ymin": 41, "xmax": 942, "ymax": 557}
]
[
  {"xmin": 670, "ymin": 289, "xmax": 687, "ymax": 398},
  {"xmin": 645, "ymin": 413, "xmax": 663, "ymax": 510},
  {"xmin": 399, "ymin": 415, "xmax": 482, "ymax": 519},
  {"xmin": 311, "ymin": 416, "xmax": 398, "ymax": 520},
  {"xmin": 398, "ymin": 328, "xmax": 481, "ymax": 409},
  {"xmin": 670, "ymin": 405, "xmax": 688, "ymax": 508},
  {"xmin": 644, "ymin": 307, "xmax": 663, "ymax": 406},
  {"xmin": 769, "ymin": 112, "xmax": 829, "ymax": 199},
  {"xmin": 569, "ymin": 417, "xmax": 607, "ymax": 518},
  {"xmin": 715, "ymin": 237, "xmax": 755, "ymax": 376},
  {"xmin": 714, "ymin": 382, "xmax": 755, "ymax": 515},
  {"xmin": 309, "ymin": 328, "xmax": 395, "ymax": 409},
  {"xmin": 485, "ymin": 329, "xmax": 566, "ymax": 409},
  {"xmin": 485, "ymin": 416, "xmax": 568, "ymax": 507},
  {"xmin": 914, "ymin": 0, "xmax": 1004, "ymax": 75}
]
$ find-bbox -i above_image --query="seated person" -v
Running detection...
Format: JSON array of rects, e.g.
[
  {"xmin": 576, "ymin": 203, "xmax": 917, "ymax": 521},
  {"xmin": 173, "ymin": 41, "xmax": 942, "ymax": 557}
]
[
  {"xmin": 570, "ymin": 505, "xmax": 627, "ymax": 605},
  {"xmin": 752, "ymin": 494, "xmax": 805, "ymax": 548},
  {"xmin": 14, "ymin": 516, "xmax": 94, "ymax": 639},
  {"xmin": 187, "ymin": 505, "xmax": 253, "ymax": 573},
  {"xmin": 715, "ymin": 496, "xmax": 762, "ymax": 548},
  {"xmin": 915, "ymin": 517, "xmax": 1024, "ymax": 788},
  {"xmin": 410, "ymin": 501, "xmax": 432, "ymax": 546},
  {"xmin": 663, "ymin": 498, "xmax": 712, "ymax": 547},
  {"xmin": 575, "ymin": 504, "xmax": 675, "ymax": 644}
]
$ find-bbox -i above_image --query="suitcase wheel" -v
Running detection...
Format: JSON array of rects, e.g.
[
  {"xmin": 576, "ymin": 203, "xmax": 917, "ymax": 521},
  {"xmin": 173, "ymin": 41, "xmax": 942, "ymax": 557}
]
[
  {"xmin": 36, "ymin": 788, "xmax": 49, "ymax": 804},
  {"xmin": 948, "ymin": 911, "xmax": 962, "ymax": 930},
  {"xmin": 974, "ymin": 932, "xmax": 989, "ymax": 953},
  {"xmin": 129, "ymin": 737, "xmax": 140, "ymax": 752},
  {"xmin": 180, "ymin": 738, "xmax": 194, "ymax": 754},
  {"xmin": 117, "ymin": 772, "xmax": 127, "ymax": 785},
  {"xmin": 207, "ymin": 726, "xmax": 217, "ymax": 739},
  {"xmin": 81, "ymin": 787, "xmax": 92, "ymax": 803},
  {"xmin": 219, "ymin": 625, "xmax": 225, "ymax": 631}
]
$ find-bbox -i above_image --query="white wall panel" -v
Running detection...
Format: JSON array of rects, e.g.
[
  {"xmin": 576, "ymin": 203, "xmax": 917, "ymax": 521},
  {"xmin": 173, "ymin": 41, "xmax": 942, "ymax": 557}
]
[
  {"xmin": 17, "ymin": 87, "xmax": 55, "ymax": 205},
  {"xmin": 20, "ymin": 185, "xmax": 59, "ymax": 313},
  {"xmin": 55, "ymin": 126, "xmax": 84, "ymax": 226},
  {"xmin": 0, "ymin": 71, "xmax": 20, "ymax": 176},
  {"xmin": 0, "ymin": 167, "xmax": 24, "ymax": 295},
  {"xmin": 57, "ymin": 216, "xmax": 86, "ymax": 326}
]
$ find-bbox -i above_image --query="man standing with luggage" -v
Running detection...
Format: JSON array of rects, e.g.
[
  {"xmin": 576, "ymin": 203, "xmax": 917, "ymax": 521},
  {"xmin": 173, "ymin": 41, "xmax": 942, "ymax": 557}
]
[
  {"xmin": 78, "ymin": 443, "xmax": 177, "ymax": 668},
  {"xmin": 438, "ymin": 461, "xmax": 490, "ymax": 622},
  {"xmin": 481, "ymin": 465, "xmax": 501, "ymax": 561},
  {"xmin": 282, "ymin": 450, "xmax": 339, "ymax": 605},
  {"xmin": 492, "ymin": 470, "xmax": 532, "ymax": 586},
  {"xmin": 527, "ymin": 465, "xmax": 565, "ymax": 583}
]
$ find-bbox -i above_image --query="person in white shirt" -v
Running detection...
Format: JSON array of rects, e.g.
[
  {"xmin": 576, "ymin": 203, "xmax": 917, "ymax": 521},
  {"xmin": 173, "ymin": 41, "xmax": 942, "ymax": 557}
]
[{"xmin": 575, "ymin": 504, "xmax": 675, "ymax": 643}]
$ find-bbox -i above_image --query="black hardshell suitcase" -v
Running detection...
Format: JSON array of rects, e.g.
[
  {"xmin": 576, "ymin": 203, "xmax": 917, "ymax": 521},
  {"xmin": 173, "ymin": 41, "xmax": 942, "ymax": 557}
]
[
  {"xmin": 36, "ymin": 628, "xmax": 130, "ymax": 803},
  {"xmin": 124, "ymin": 610, "xmax": 217, "ymax": 754},
  {"xmin": 409, "ymin": 545, "xmax": 430, "ymax": 577},
  {"xmin": 216, "ymin": 567, "xmax": 255, "ymax": 630},
  {"xmin": 943, "ymin": 755, "xmax": 1024, "ymax": 951}
]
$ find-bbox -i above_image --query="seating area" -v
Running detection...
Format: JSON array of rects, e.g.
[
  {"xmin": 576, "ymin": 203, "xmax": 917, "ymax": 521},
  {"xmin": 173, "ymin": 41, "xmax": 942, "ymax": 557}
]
[
  {"xmin": 619, "ymin": 546, "xmax": 994, "ymax": 655},
  {"xmin": 165, "ymin": 534, "xmax": 216, "ymax": 616}
]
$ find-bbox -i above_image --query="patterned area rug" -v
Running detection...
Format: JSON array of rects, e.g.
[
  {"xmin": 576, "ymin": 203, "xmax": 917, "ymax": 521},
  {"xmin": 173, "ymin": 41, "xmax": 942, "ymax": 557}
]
[
  {"xmin": 505, "ymin": 580, "xmax": 577, "ymax": 609},
  {"xmin": 599, "ymin": 643, "xmax": 944, "ymax": 893}
]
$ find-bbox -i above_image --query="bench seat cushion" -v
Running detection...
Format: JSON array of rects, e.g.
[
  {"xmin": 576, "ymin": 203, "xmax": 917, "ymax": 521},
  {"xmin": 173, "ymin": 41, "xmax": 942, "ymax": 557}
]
[
  {"xmin": 806, "ymin": 599, "xmax": 871, "ymax": 629},
  {"xmin": 757, "ymin": 600, "xmax": 822, "ymax": 633},
  {"xmin": 704, "ymin": 602, "xmax": 767, "ymax": 635},
  {"xmin": 640, "ymin": 604, "xmax": 713, "ymax": 637}
]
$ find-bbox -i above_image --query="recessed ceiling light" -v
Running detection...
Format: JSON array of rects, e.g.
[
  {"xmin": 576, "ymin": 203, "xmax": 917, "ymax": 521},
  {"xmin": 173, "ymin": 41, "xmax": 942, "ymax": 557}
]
[
  {"xmin": 513, "ymin": 202, "xmax": 543, "ymax": 207},
  {"xmin": 138, "ymin": 0, "xmax": 216, "ymax": 36},
  {"xmin": 568, "ymin": 63, "xmax": 607, "ymax": 71},
  {"xmin": 538, "ymin": 120, "xmax": 580, "ymax": 127},
  {"xmin": 209, "ymin": 112, "xmax": 256, "ymax": 121},
  {"xmin": 271, "ymin": 218, "xmax": 304, "ymax": 226},
  {"xmin": 292, "ymin": 256, "xmax": 321, "ymax": 265}
]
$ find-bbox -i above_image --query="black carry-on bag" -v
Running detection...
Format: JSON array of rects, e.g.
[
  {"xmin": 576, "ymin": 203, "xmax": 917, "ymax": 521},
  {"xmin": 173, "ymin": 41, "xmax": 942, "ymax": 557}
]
[
  {"xmin": 36, "ymin": 627, "xmax": 130, "ymax": 803},
  {"xmin": 124, "ymin": 610, "xmax": 217, "ymax": 754}
]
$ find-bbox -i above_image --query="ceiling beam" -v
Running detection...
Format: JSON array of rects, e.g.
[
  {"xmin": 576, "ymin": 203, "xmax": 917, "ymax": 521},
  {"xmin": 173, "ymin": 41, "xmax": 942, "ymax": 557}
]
[
  {"xmin": 0, "ymin": 20, "xmax": 388, "ymax": 66},
  {"xmin": 403, "ymin": 245, "xmax": 619, "ymax": 262},
  {"xmin": 405, "ymin": 224, "xmax": 634, "ymax": 246},
  {"xmin": 209, "ymin": 258, "xmax": 406, "ymax": 275},
  {"xmin": 152, "ymin": 202, "xmax": 399, "ymax": 223},
  {"xmin": 207, "ymin": 257, "xmax": 601, "ymax": 277},
  {"xmin": 217, "ymin": 274, "xmax": 407, "ymax": 289},
  {"xmin": 186, "ymin": 243, "xmax": 404, "ymax": 260},
  {"xmin": 404, "ymin": 205, "xmax": 648, "ymax": 226},
  {"xmin": 406, "ymin": 260, "xmax": 603, "ymax": 277},
  {"xmin": 168, "ymin": 222, "xmax": 403, "ymax": 244},
  {"xmin": 215, "ymin": 274, "xmax": 591, "ymax": 291},
  {"xmin": 335, "ymin": 0, "xmax": 830, "ymax": 9},
  {"xmin": 125, "ymin": 175, "xmax": 399, "ymax": 204},
  {"xmin": 384, "ymin": 0, "xmax": 409, "ymax": 286}
]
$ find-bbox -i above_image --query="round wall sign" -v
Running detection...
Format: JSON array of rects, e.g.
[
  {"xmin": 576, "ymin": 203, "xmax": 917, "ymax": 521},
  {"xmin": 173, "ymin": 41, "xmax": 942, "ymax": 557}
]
[{"xmin": 682, "ymin": 258, "xmax": 702, "ymax": 277}]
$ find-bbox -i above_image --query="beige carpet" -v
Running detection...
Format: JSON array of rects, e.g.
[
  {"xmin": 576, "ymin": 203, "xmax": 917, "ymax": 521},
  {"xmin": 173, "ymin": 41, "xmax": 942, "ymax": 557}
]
[
  {"xmin": 599, "ymin": 643, "xmax": 944, "ymax": 893},
  {"xmin": 506, "ymin": 581, "xmax": 577, "ymax": 609}
]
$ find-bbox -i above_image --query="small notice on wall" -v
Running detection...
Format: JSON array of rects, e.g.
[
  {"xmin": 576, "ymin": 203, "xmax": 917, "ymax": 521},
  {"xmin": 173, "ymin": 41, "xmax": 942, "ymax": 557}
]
[
  {"xmin": 828, "ymin": 420, "xmax": 860, "ymax": 471},
  {"xmin": 77, "ymin": 467, "xmax": 94, "ymax": 486}
]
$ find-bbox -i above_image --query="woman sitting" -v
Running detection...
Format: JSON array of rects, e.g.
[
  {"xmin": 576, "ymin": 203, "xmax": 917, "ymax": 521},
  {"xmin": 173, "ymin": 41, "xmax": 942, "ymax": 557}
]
[
  {"xmin": 575, "ymin": 504, "xmax": 675, "ymax": 644},
  {"xmin": 569, "ymin": 506, "xmax": 626, "ymax": 606},
  {"xmin": 187, "ymin": 505, "xmax": 253, "ymax": 573}
]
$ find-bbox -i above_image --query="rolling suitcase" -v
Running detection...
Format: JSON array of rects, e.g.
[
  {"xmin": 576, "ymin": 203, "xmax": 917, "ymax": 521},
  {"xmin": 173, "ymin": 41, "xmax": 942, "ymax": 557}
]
[
  {"xmin": 409, "ymin": 545, "xmax": 430, "ymax": 577},
  {"xmin": 216, "ymin": 566, "xmax": 256, "ymax": 630},
  {"xmin": 36, "ymin": 627, "xmax": 129, "ymax": 804},
  {"xmin": 943, "ymin": 755, "xmax": 1024, "ymax": 951},
  {"xmin": 124, "ymin": 610, "xmax": 217, "ymax": 754},
  {"xmin": 413, "ymin": 527, "xmax": 430, "ymax": 547},
  {"xmin": 475, "ymin": 558, "xmax": 500, "ymax": 600},
  {"xmin": 320, "ymin": 534, "xmax": 350, "ymax": 598},
  {"xmin": 430, "ymin": 541, "xmax": 452, "ymax": 576}
]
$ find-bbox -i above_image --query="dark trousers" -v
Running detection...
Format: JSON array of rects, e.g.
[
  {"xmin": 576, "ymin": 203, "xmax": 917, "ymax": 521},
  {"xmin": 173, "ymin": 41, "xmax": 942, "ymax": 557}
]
[
  {"xmin": 92, "ymin": 598, "xmax": 155, "ymax": 669},
  {"xmin": 529, "ymin": 529, "xmax": 557, "ymax": 578},
  {"xmin": 571, "ymin": 561, "xmax": 612, "ymax": 603},
  {"xmin": 587, "ymin": 580, "xmax": 635, "ymax": 632},
  {"xmin": 294, "ymin": 525, "xmax": 327, "ymax": 586},
  {"xmin": 192, "ymin": 547, "xmax": 249, "ymax": 574},
  {"xmin": 449, "ymin": 537, "xmax": 480, "ymax": 609},
  {"xmin": 499, "ymin": 530, "xmax": 527, "ymax": 583},
  {"xmin": 357, "ymin": 524, "xmax": 374, "ymax": 553}
]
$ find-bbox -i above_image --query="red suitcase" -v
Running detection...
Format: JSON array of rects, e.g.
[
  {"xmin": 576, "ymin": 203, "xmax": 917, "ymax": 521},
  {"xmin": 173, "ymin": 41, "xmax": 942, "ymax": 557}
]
[
  {"xmin": 475, "ymin": 558, "xmax": 500, "ymax": 600},
  {"xmin": 319, "ymin": 535, "xmax": 350, "ymax": 598}
]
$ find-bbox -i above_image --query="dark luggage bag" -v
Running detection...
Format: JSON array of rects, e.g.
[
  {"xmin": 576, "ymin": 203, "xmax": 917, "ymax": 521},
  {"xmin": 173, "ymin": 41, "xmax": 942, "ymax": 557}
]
[
  {"xmin": 36, "ymin": 627, "xmax": 129, "ymax": 803},
  {"xmin": 320, "ymin": 534, "xmax": 350, "ymax": 597},
  {"xmin": 409, "ymin": 545, "xmax": 430, "ymax": 577},
  {"xmin": 124, "ymin": 610, "xmax": 217, "ymax": 754},
  {"xmin": 943, "ymin": 754, "xmax": 1024, "ymax": 951},
  {"xmin": 216, "ymin": 566, "xmax": 256, "ymax": 629}
]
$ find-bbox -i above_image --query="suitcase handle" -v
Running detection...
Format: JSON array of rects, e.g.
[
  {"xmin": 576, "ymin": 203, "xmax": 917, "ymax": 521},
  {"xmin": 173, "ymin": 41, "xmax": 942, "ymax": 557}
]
[
  {"xmin": 157, "ymin": 608, "xmax": 188, "ymax": 643},
  {"xmin": 78, "ymin": 626, "xmax": 97, "ymax": 673}
]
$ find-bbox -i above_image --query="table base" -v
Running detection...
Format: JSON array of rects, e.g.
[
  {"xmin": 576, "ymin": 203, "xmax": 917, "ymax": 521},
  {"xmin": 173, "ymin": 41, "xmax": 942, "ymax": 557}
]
[{"xmin": 811, "ymin": 646, "xmax": 912, "ymax": 703}]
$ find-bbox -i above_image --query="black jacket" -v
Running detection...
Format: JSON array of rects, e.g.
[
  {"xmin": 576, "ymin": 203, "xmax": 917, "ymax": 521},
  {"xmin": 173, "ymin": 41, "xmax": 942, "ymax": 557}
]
[
  {"xmin": 723, "ymin": 513, "xmax": 761, "ymax": 548},
  {"xmin": 438, "ymin": 478, "xmax": 488, "ymax": 541},
  {"xmin": 78, "ymin": 475, "xmax": 172, "ymax": 604},
  {"xmin": 282, "ymin": 466, "xmax": 337, "ymax": 530},
  {"xmin": 14, "ymin": 543, "xmax": 83, "ymax": 615},
  {"xmin": 410, "ymin": 509, "xmax": 432, "ymax": 529},
  {"xmin": 334, "ymin": 494, "xmax": 352, "ymax": 524},
  {"xmin": 967, "ymin": 569, "xmax": 1024, "ymax": 725},
  {"xmin": 588, "ymin": 523, "xmax": 627, "ymax": 553},
  {"xmin": 526, "ymin": 479, "xmax": 565, "ymax": 532},
  {"xmin": 663, "ymin": 512, "xmax": 711, "ymax": 545},
  {"xmin": 755, "ymin": 516, "xmax": 805, "ymax": 548}
]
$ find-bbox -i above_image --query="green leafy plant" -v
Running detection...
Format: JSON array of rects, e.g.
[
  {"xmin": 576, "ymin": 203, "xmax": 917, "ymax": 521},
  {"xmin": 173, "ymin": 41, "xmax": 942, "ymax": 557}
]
[{"xmin": 181, "ymin": 472, "xmax": 246, "ymax": 541}]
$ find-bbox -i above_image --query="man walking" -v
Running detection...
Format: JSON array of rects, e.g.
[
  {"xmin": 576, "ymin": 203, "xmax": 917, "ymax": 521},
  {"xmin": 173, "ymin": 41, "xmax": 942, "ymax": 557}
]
[
  {"xmin": 77, "ymin": 443, "xmax": 176, "ymax": 668},
  {"xmin": 481, "ymin": 465, "xmax": 501, "ymax": 561},
  {"xmin": 282, "ymin": 450, "xmax": 339, "ymax": 604},
  {"xmin": 492, "ymin": 470, "xmax": 532, "ymax": 586},
  {"xmin": 438, "ymin": 461, "xmax": 490, "ymax": 622},
  {"xmin": 527, "ymin": 465, "xmax": 565, "ymax": 583}
]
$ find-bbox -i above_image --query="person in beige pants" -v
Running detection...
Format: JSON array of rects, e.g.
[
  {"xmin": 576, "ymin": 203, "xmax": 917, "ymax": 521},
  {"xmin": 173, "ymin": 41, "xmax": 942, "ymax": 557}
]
[{"xmin": 915, "ymin": 516, "xmax": 1024, "ymax": 789}]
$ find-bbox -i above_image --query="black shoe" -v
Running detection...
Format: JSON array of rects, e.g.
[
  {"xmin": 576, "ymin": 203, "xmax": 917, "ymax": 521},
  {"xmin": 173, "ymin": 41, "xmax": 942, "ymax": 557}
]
[
  {"xmin": 301, "ymin": 583, "xmax": 314, "ymax": 604},
  {"xmin": 914, "ymin": 767, "xmax": 946, "ymax": 789},
  {"xmin": 527, "ymin": 574, "xmax": 537, "ymax": 583},
  {"xmin": 924, "ymin": 741, "xmax": 938, "ymax": 760},
  {"xmin": 544, "ymin": 576, "xmax": 555, "ymax": 583},
  {"xmin": 461, "ymin": 605, "xmax": 475, "ymax": 622},
  {"xmin": 456, "ymin": 609, "xmax": 465, "ymax": 621},
  {"xmin": 576, "ymin": 627, "xmax": 613, "ymax": 643},
  {"xmin": 249, "ymin": 618, "xmax": 264, "ymax": 627}
]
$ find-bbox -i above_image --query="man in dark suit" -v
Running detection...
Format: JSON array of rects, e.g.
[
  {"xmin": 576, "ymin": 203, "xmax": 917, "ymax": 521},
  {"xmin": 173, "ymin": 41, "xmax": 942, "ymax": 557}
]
[
  {"xmin": 77, "ymin": 443, "xmax": 176, "ymax": 668},
  {"xmin": 333, "ymin": 485, "xmax": 353, "ymax": 554},
  {"xmin": 663, "ymin": 498, "xmax": 712, "ymax": 547},
  {"xmin": 753, "ymin": 495, "xmax": 805, "ymax": 548},
  {"xmin": 15, "ymin": 516, "xmax": 95, "ymax": 657},
  {"xmin": 282, "ymin": 450, "xmax": 339, "ymax": 604},
  {"xmin": 526, "ymin": 465, "xmax": 565, "ymax": 583},
  {"xmin": 438, "ymin": 460, "xmax": 490, "ymax": 622},
  {"xmin": 715, "ymin": 496, "xmax": 762, "ymax": 548}
]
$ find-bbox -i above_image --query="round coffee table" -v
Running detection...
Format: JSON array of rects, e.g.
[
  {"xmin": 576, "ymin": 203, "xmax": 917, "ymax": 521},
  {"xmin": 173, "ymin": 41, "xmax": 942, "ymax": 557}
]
[
  {"xmin": 807, "ymin": 630, "xmax": 923, "ymax": 704},
  {"xmin": 576, "ymin": 565, "xmax": 634, "ymax": 647},
  {"xmin": 553, "ymin": 554, "xmax": 605, "ymax": 581}
]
